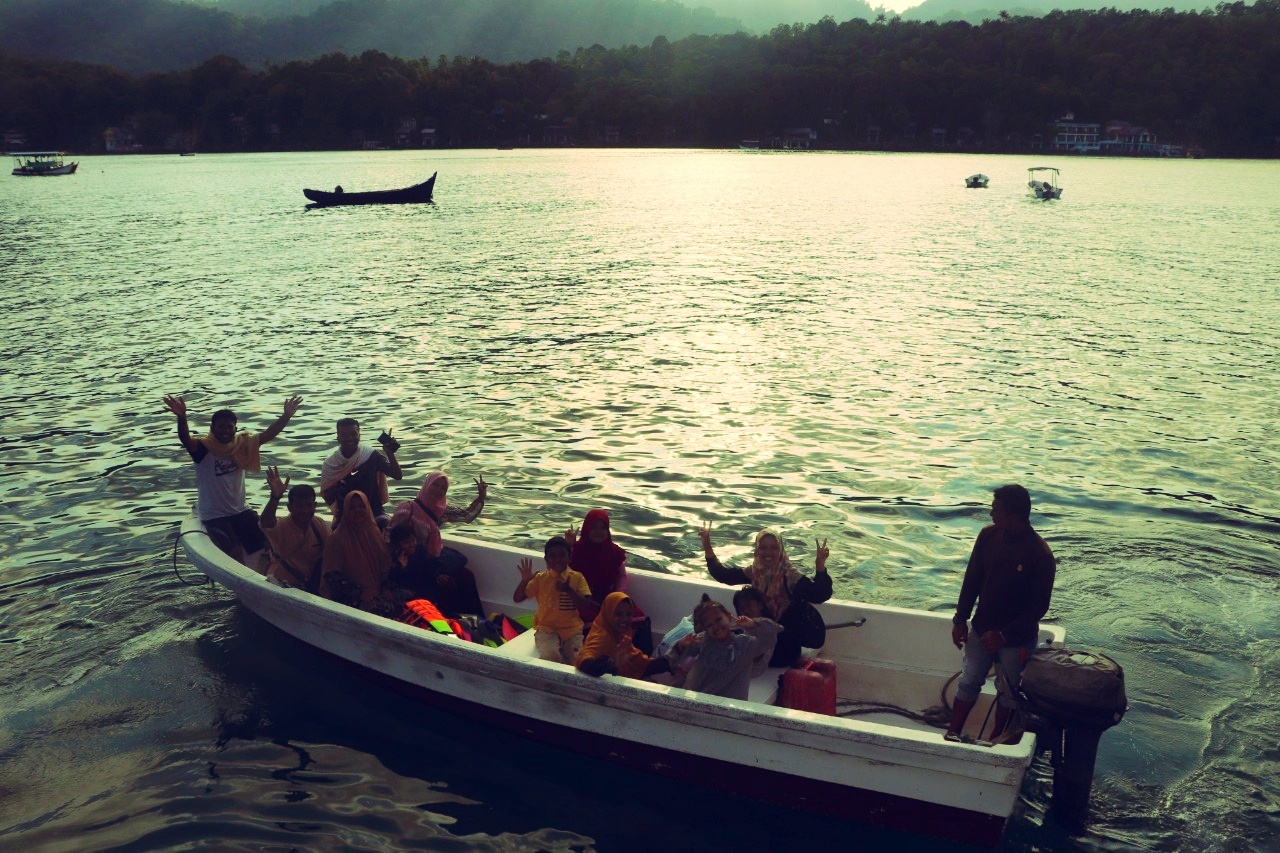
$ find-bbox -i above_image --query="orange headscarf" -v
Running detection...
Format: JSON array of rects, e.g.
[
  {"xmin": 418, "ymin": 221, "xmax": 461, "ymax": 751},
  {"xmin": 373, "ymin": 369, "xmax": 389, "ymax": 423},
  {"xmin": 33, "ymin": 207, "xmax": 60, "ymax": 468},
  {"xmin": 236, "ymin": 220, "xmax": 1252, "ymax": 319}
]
[
  {"xmin": 321, "ymin": 491, "xmax": 390, "ymax": 607},
  {"xmin": 577, "ymin": 591, "xmax": 651, "ymax": 678}
]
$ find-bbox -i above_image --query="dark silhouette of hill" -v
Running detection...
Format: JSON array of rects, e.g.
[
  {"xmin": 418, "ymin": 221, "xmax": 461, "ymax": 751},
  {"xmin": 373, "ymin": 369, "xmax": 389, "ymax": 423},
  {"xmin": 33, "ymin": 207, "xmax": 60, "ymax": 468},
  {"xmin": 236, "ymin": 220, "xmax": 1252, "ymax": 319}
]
[
  {"xmin": 898, "ymin": 0, "xmax": 1213, "ymax": 22},
  {"xmin": 0, "ymin": 0, "xmax": 1236, "ymax": 74},
  {"xmin": 0, "ymin": 0, "xmax": 742, "ymax": 73},
  {"xmin": 3, "ymin": 4, "xmax": 1276, "ymax": 156}
]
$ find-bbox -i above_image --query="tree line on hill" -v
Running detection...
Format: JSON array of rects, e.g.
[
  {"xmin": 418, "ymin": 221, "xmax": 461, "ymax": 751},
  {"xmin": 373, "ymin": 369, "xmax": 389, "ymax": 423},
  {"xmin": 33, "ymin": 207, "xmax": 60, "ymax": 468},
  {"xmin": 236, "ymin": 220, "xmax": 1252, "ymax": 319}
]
[
  {"xmin": 0, "ymin": 0, "xmax": 1231, "ymax": 74},
  {"xmin": 2, "ymin": 3, "xmax": 1277, "ymax": 157}
]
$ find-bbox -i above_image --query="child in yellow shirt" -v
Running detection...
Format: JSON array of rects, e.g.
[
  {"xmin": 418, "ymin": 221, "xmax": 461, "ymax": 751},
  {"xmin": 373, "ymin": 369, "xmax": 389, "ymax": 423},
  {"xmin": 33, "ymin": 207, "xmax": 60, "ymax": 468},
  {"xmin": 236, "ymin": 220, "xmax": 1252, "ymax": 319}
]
[{"xmin": 514, "ymin": 535, "xmax": 593, "ymax": 663}]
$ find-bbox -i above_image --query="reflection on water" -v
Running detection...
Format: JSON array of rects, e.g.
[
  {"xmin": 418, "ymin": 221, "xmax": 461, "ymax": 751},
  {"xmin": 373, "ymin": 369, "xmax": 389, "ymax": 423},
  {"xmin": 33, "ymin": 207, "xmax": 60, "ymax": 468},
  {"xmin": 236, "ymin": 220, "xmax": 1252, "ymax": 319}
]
[{"xmin": 0, "ymin": 150, "xmax": 1277, "ymax": 851}]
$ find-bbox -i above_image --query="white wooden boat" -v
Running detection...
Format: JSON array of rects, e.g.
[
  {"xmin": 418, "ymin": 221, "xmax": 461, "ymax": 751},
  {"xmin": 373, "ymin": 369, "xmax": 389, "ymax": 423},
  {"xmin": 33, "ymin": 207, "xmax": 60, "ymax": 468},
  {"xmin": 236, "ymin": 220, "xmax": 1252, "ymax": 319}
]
[
  {"xmin": 11, "ymin": 151, "xmax": 78, "ymax": 176},
  {"xmin": 965, "ymin": 173, "xmax": 990, "ymax": 188},
  {"xmin": 1027, "ymin": 166, "xmax": 1063, "ymax": 199},
  {"xmin": 180, "ymin": 510, "xmax": 1064, "ymax": 848}
]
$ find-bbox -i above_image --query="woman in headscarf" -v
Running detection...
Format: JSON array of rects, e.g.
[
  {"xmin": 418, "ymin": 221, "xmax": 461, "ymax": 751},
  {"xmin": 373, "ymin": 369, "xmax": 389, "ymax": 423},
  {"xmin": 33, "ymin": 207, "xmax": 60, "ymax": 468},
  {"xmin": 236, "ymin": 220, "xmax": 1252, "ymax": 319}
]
[
  {"xmin": 576, "ymin": 592, "xmax": 671, "ymax": 679},
  {"xmin": 391, "ymin": 472, "xmax": 487, "ymax": 552},
  {"xmin": 566, "ymin": 509, "xmax": 627, "ymax": 621},
  {"xmin": 321, "ymin": 491, "xmax": 395, "ymax": 616},
  {"xmin": 567, "ymin": 509, "xmax": 654, "ymax": 652},
  {"xmin": 388, "ymin": 471, "xmax": 487, "ymax": 615},
  {"xmin": 697, "ymin": 522, "xmax": 832, "ymax": 667}
]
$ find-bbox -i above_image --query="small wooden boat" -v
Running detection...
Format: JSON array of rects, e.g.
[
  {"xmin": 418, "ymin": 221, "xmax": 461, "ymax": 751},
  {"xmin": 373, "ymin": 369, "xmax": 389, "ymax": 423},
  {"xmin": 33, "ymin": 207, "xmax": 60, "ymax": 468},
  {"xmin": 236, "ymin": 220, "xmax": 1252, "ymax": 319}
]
[
  {"xmin": 1027, "ymin": 166, "xmax": 1063, "ymax": 199},
  {"xmin": 179, "ymin": 510, "xmax": 1064, "ymax": 848},
  {"xmin": 11, "ymin": 151, "xmax": 78, "ymax": 176},
  {"xmin": 965, "ymin": 173, "xmax": 989, "ymax": 188},
  {"xmin": 303, "ymin": 172, "xmax": 436, "ymax": 207}
]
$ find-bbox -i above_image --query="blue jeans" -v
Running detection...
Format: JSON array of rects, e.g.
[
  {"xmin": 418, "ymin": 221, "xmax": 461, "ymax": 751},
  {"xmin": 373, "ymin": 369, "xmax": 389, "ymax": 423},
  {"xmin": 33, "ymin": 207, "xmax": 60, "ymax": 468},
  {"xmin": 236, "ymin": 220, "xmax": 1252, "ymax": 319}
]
[{"xmin": 956, "ymin": 629, "xmax": 1035, "ymax": 709}]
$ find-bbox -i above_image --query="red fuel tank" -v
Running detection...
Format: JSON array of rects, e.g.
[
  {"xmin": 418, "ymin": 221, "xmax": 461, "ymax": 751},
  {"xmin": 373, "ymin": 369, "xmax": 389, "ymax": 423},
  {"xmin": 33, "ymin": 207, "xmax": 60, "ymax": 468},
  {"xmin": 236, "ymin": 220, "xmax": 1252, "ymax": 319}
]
[{"xmin": 779, "ymin": 657, "xmax": 838, "ymax": 715}]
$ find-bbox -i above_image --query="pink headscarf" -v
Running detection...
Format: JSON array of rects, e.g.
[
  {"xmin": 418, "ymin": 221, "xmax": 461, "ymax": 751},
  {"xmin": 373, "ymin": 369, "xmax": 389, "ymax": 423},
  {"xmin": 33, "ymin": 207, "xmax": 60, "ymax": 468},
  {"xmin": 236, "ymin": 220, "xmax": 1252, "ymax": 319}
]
[{"xmin": 391, "ymin": 471, "xmax": 448, "ymax": 557}]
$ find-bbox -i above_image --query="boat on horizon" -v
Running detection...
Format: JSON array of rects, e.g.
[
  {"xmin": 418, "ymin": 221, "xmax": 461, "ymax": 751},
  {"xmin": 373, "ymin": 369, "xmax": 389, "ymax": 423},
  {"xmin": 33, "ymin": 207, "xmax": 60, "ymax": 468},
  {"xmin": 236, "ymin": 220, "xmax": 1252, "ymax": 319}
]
[
  {"xmin": 11, "ymin": 151, "xmax": 78, "ymax": 176},
  {"xmin": 180, "ymin": 509, "xmax": 1066, "ymax": 848},
  {"xmin": 303, "ymin": 172, "xmax": 436, "ymax": 207},
  {"xmin": 1027, "ymin": 166, "xmax": 1063, "ymax": 199},
  {"xmin": 965, "ymin": 173, "xmax": 989, "ymax": 188}
]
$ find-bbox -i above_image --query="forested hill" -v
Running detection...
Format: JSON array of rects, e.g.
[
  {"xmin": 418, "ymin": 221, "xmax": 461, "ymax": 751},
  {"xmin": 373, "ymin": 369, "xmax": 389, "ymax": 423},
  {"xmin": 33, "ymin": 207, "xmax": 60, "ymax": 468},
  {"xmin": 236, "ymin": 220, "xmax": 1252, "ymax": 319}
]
[
  {"xmin": 0, "ymin": 0, "xmax": 1236, "ymax": 74},
  {"xmin": 899, "ymin": 0, "xmax": 1211, "ymax": 23},
  {"xmin": 689, "ymin": 0, "xmax": 1211, "ymax": 30},
  {"xmin": 0, "ymin": 0, "xmax": 741, "ymax": 74},
  {"xmin": 3, "ymin": 4, "xmax": 1277, "ymax": 157}
]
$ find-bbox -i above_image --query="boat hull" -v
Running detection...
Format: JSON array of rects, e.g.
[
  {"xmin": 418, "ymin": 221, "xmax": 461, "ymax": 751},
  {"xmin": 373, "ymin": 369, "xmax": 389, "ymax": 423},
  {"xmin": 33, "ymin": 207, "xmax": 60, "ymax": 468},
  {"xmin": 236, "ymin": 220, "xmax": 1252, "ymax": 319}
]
[
  {"xmin": 180, "ymin": 514, "xmax": 1060, "ymax": 848},
  {"xmin": 12, "ymin": 162, "xmax": 77, "ymax": 176},
  {"xmin": 303, "ymin": 172, "xmax": 436, "ymax": 206}
]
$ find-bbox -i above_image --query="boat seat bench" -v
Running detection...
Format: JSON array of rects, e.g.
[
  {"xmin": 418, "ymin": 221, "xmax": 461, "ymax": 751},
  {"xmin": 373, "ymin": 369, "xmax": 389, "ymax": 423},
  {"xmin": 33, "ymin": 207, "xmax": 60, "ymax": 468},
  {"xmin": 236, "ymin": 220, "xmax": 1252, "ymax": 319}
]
[{"xmin": 493, "ymin": 628, "xmax": 541, "ymax": 658}]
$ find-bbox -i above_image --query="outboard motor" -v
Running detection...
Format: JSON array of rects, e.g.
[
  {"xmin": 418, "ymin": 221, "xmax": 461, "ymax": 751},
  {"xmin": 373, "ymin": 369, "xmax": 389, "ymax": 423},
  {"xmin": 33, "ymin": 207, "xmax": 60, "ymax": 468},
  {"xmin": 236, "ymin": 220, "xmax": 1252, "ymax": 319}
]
[{"xmin": 1017, "ymin": 648, "xmax": 1128, "ymax": 834}]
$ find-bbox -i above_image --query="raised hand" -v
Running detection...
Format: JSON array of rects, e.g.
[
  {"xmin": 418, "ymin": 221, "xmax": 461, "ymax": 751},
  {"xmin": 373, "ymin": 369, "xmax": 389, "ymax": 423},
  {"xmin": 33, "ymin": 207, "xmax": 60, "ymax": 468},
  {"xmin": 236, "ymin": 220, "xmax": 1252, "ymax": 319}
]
[
  {"xmin": 517, "ymin": 557, "xmax": 534, "ymax": 581},
  {"xmin": 565, "ymin": 524, "xmax": 579, "ymax": 548},
  {"xmin": 162, "ymin": 395, "xmax": 187, "ymax": 418},
  {"xmin": 474, "ymin": 475, "xmax": 488, "ymax": 500},
  {"xmin": 814, "ymin": 537, "xmax": 830, "ymax": 572},
  {"xmin": 698, "ymin": 520, "xmax": 713, "ymax": 547},
  {"xmin": 266, "ymin": 465, "xmax": 289, "ymax": 500},
  {"xmin": 282, "ymin": 395, "xmax": 303, "ymax": 418}
]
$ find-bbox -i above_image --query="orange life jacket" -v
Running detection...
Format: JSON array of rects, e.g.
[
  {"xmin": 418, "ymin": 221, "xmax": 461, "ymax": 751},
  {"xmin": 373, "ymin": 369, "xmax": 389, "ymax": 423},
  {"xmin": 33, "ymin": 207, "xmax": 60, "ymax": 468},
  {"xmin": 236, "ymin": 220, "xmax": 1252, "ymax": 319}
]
[{"xmin": 400, "ymin": 598, "xmax": 468, "ymax": 640}]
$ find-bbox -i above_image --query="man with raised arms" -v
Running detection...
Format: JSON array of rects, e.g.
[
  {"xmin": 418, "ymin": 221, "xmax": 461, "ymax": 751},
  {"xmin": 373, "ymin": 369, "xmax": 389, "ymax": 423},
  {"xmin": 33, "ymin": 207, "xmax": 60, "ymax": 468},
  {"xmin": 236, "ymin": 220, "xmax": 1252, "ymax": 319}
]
[{"xmin": 163, "ymin": 393, "xmax": 302, "ymax": 565}]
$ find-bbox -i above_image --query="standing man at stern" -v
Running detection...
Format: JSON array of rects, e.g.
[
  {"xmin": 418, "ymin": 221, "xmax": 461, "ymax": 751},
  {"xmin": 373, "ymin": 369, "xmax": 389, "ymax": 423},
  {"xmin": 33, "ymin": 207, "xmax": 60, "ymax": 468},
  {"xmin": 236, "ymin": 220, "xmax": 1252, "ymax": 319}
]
[{"xmin": 947, "ymin": 483, "xmax": 1056, "ymax": 743}]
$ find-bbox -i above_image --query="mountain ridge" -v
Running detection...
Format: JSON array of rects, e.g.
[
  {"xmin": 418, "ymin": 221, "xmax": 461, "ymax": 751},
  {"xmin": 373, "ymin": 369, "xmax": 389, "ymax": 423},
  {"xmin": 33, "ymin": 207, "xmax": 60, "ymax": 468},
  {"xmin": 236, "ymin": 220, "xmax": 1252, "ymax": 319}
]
[{"xmin": 0, "ymin": 0, "xmax": 1228, "ymax": 74}]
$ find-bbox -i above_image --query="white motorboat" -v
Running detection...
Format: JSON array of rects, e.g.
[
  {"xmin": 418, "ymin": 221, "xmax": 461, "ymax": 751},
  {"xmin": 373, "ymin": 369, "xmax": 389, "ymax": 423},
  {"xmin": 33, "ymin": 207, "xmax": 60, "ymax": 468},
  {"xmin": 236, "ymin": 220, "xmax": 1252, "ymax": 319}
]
[
  {"xmin": 179, "ymin": 510, "xmax": 1065, "ymax": 848},
  {"xmin": 1027, "ymin": 166, "xmax": 1063, "ymax": 199},
  {"xmin": 11, "ymin": 151, "xmax": 78, "ymax": 176},
  {"xmin": 965, "ymin": 173, "xmax": 989, "ymax": 188}
]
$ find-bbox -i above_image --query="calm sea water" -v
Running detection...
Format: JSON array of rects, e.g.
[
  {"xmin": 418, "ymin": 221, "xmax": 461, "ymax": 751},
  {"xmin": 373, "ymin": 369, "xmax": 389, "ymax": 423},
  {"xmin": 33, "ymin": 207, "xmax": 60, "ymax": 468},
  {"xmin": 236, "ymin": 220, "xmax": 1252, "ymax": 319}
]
[{"xmin": 1, "ymin": 149, "xmax": 1277, "ymax": 851}]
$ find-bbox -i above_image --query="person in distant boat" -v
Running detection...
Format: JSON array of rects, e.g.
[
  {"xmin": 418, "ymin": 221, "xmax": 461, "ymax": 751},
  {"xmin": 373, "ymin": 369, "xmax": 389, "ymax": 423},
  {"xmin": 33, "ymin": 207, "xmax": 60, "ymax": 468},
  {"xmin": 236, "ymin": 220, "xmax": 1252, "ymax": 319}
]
[
  {"xmin": 387, "ymin": 521, "xmax": 484, "ymax": 617},
  {"xmin": 681, "ymin": 595, "xmax": 760, "ymax": 701},
  {"xmin": 513, "ymin": 536, "xmax": 593, "ymax": 664},
  {"xmin": 576, "ymin": 591, "xmax": 673, "ymax": 679},
  {"xmin": 334, "ymin": 185, "xmax": 343, "ymax": 194},
  {"xmin": 163, "ymin": 393, "xmax": 302, "ymax": 565},
  {"xmin": 320, "ymin": 418, "xmax": 403, "ymax": 529},
  {"xmin": 732, "ymin": 586, "xmax": 784, "ymax": 677},
  {"xmin": 321, "ymin": 491, "xmax": 395, "ymax": 615},
  {"xmin": 565, "ymin": 509, "xmax": 652, "ymax": 652},
  {"xmin": 699, "ymin": 523, "xmax": 831, "ymax": 667},
  {"xmin": 946, "ymin": 484, "xmax": 1056, "ymax": 744},
  {"xmin": 261, "ymin": 465, "xmax": 329, "ymax": 592}
]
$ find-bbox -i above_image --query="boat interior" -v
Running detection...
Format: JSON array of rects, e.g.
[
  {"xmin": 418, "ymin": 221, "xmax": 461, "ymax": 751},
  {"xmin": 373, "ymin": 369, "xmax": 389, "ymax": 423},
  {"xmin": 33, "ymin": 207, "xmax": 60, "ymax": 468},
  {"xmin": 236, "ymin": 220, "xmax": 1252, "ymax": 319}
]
[{"xmin": 452, "ymin": 534, "xmax": 1060, "ymax": 745}]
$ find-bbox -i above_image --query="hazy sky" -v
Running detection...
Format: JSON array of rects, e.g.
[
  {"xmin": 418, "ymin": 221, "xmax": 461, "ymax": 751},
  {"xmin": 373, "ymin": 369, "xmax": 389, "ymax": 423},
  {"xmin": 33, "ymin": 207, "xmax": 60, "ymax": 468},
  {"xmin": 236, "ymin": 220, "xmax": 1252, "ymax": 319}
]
[{"xmin": 876, "ymin": 1, "xmax": 923, "ymax": 14}]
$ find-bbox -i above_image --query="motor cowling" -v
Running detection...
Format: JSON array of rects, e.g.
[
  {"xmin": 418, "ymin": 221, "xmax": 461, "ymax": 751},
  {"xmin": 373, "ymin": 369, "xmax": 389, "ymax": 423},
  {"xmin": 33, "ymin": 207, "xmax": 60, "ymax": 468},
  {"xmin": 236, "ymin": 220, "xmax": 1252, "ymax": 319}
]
[
  {"xmin": 1019, "ymin": 647, "xmax": 1128, "ymax": 731},
  {"xmin": 1017, "ymin": 647, "xmax": 1128, "ymax": 835}
]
